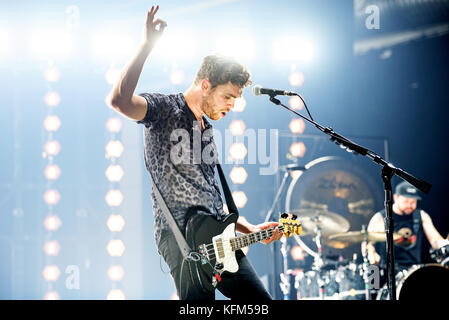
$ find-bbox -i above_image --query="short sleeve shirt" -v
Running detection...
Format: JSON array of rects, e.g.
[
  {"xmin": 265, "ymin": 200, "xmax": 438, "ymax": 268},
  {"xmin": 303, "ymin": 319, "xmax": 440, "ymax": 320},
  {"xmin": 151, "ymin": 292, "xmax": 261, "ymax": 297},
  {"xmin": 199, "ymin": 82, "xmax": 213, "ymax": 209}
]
[{"xmin": 137, "ymin": 92, "xmax": 226, "ymax": 247}]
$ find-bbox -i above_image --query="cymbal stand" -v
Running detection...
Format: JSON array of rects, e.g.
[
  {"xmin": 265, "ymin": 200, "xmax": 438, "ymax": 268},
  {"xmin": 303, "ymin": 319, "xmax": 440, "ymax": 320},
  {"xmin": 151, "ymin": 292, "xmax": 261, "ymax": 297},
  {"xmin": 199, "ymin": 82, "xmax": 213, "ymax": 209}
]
[
  {"xmin": 360, "ymin": 225, "xmax": 371, "ymax": 300},
  {"xmin": 279, "ymin": 236, "xmax": 290, "ymax": 300},
  {"xmin": 312, "ymin": 224, "xmax": 325, "ymax": 299}
]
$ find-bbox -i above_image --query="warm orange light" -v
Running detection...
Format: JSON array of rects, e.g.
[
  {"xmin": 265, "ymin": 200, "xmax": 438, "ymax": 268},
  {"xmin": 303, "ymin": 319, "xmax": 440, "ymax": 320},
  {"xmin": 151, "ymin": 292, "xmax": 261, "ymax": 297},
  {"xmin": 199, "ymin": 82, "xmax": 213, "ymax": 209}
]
[
  {"xmin": 229, "ymin": 167, "xmax": 248, "ymax": 184},
  {"xmin": 105, "ymin": 190, "xmax": 124, "ymax": 207},
  {"xmin": 232, "ymin": 191, "xmax": 248, "ymax": 208},
  {"xmin": 289, "ymin": 119, "xmax": 306, "ymax": 134},
  {"xmin": 229, "ymin": 120, "xmax": 246, "ymax": 135},
  {"xmin": 289, "ymin": 142, "xmax": 306, "ymax": 158}
]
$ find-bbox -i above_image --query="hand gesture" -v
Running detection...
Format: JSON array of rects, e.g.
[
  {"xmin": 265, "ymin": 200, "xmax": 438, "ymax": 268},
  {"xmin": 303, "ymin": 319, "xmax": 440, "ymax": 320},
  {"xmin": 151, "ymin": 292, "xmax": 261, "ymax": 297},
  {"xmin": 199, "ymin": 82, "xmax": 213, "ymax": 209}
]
[{"xmin": 143, "ymin": 5, "xmax": 167, "ymax": 47}]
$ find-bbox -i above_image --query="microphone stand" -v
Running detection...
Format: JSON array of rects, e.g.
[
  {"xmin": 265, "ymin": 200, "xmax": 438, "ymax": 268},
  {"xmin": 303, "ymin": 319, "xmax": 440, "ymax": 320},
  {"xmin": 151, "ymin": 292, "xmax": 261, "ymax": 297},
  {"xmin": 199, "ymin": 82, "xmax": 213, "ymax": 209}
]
[{"xmin": 265, "ymin": 94, "xmax": 432, "ymax": 300}]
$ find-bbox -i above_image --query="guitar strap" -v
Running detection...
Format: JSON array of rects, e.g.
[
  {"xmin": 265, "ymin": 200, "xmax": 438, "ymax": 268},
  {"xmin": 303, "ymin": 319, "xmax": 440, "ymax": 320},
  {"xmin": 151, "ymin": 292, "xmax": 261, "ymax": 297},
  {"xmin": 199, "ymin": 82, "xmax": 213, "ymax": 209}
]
[
  {"xmin": 149, "ymin": 172, "xmax": 192, "ymax": 260},
  {"xmin": 149, "ymin": 163, "xmax": 239, "ymax": 259},
  {"xmin": 216, "ymin": 163, "xmax": 240, "ymax": 216}
]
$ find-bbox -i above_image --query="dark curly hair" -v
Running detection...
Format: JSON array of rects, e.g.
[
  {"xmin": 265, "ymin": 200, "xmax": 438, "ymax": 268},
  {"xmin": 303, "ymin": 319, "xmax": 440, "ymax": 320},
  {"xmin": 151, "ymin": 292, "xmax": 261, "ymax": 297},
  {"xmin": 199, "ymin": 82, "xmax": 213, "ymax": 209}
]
[{"xmin": 194, "ymin": 54, "xmax": 252, "ymax": 89}]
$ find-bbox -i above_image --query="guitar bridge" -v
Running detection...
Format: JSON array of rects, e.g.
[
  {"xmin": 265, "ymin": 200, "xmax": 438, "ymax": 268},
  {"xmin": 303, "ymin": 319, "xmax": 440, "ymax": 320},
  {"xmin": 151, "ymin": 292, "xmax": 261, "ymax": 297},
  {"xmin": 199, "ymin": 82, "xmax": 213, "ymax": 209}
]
[{"xmin": 198, "ymin": 244, "xmax": 209, "ymax": 265}]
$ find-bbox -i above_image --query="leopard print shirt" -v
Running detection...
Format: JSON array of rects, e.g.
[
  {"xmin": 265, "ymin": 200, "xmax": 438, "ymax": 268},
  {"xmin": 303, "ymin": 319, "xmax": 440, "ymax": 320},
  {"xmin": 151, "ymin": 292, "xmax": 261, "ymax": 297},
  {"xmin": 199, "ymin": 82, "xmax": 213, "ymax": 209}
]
[{"xmin": 137, "ymin": 92, "xmax": 226, "ymax": 247}]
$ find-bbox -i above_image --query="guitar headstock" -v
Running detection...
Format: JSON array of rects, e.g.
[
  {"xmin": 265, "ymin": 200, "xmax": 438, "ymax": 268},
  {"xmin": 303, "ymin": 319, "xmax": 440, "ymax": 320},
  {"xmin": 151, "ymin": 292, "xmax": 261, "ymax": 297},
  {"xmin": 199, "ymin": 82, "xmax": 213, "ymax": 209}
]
[{"xmin": 279, "ymin": 213, "xmax": 302, "ymax": 238}]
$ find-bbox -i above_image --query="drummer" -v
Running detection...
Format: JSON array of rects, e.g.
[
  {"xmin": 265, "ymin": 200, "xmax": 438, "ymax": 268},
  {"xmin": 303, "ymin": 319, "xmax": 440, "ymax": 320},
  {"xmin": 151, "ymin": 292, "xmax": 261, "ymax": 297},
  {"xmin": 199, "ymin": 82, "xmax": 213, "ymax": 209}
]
[{"xmin": 365, "ymin": 181, "xmax": 449, "ymax": 272}]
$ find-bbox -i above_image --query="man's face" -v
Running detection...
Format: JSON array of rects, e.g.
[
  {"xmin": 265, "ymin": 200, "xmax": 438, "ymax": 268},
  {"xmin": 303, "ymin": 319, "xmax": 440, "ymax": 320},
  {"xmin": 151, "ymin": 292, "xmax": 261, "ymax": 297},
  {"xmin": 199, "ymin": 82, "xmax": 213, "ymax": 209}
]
[
  {"xmin": 201, "ymin": 81, "xmax": 243, "ymax": 121},
  {"xmin": 394, "ymin": 194, "xmax": 418, "ymax": 215}
]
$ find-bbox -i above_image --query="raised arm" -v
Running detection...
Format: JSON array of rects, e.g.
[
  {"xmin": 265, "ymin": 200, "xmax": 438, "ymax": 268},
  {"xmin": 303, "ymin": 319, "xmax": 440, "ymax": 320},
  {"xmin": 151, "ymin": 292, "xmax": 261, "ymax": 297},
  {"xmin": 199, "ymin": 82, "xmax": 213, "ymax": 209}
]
[{"xmin": 106, "ymin": 5, "xmax": 167, "ymax": 121}]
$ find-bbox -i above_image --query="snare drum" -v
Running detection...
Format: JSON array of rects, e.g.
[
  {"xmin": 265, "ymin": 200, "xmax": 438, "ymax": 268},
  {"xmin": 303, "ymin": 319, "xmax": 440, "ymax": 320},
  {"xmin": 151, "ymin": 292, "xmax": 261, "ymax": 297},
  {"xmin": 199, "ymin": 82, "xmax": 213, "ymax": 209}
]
[{"xmin": 377, "ymin": 264, "xmax": 449, "ymax": 300}]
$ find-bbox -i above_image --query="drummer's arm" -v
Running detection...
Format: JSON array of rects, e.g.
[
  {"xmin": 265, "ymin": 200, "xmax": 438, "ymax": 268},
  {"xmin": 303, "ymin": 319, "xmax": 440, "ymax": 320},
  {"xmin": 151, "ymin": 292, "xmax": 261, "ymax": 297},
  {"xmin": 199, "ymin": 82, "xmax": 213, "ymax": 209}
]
[
  {"xmin": 421, "ymin": 210, "xmax": 448, "ymax": 249},
  {"xmin": 365, "ymin": 212, "xmax": 384, "ymax": 264}
]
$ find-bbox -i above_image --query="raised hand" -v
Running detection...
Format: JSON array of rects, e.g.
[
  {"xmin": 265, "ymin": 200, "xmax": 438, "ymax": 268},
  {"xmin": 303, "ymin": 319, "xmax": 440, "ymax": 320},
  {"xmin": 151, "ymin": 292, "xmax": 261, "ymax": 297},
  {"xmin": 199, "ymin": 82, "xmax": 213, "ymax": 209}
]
[{"xmin": 143, "ymin": 5, "xmax": 167, "ymax": 47}]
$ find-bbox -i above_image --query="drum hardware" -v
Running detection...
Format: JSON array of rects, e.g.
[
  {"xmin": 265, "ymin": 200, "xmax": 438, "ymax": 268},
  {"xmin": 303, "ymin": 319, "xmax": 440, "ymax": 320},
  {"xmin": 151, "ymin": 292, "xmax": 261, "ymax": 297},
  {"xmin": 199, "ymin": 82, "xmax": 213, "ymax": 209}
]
[
  {"xmin": 430, "ymin": 244, "xmax": 449, "ymax": 265},
  {"xmin": 376, "ymin": 263, "xmax": 449, "ymax": 300},
  {"xmin": 289, "ymin": 209, "xmax": 350, "ymax": 237},
  {"xmin": 327, "ymin": 230, "xmax": 401, "ymax": 244},
  {"xmin": 327, "ymin": 226, "xmax": 401, "ymax": 300}
]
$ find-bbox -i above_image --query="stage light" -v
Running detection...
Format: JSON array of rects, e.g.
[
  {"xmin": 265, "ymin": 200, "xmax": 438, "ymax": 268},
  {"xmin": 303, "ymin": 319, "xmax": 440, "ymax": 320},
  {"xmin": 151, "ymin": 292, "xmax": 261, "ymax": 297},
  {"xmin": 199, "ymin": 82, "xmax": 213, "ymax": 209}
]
[
  {"xmin": 289, "ymin": 71, "xmax": 304, "ymax": 87},
  {"xmin": 105, "ymin": 190, "xmax": 124, "ymax": 207},
  {"xmin": 105, "ymin": 140, "xmax": 124, "ymax": 158},
  {"xmin": 290, "ymin": 245, "xmax": 305, "ymax": 261},
  {"xmin": 91, "ymin": 32, "xmax": 136, "ymax": 61},
  {"xmin": 273, "ymin": 37, "xmax": 314, "ymax": 62},
  {"xmin": 229, "ymin": 120, "xmax": 246, "ymax": 136},
  {"xmin": 44, "ymin": 215, "xmax": 62, "ymax": 231},
  {"xmin": 107, "ymin": 214, "xmax": 126, "ymax": 232},
  {"xmin": 105, "ymin": 66, "xmax": 121, "ymax": 85},
  {"xmin": 232, "ymin": 191, "xmax": 247, "ymax": 208},
  {"xmin": 44, "ymin": 67, "xmax": 61, "ymax": 82},
  {"xmin": 289, "ymin": 118, "xmax": 305, "ymax": 134},
  {"xmin": 107, "ymin": 289, "xmax": 126, "ymax": 300},
  {"xmin": 105, "ymin": 165, "xmax": 124, "ymax": 182},
  {"xmin": 107, "ymin": 239, "xmax": 125, "ymax": 257},
  {"xmin": 44, "ymin": 189, "xmax": 61, "ymax": 205},
  {"xmin": 44, "ymin": 140, "xmax": 61, "ymax": 156},
  {"xmin": 42, "ymin": 265, "xmax": 61, "ymax": 282},
  {"xmin": 106, "ymin": 117, "xmax": 123, "ymax": 133},
  {"xmin": 289, "ymin": 95, "xmax": 304, "ymax": 110},
  {"xmin": 43, "ymin": 240, "xmax": 61, "ymax": 256},
  {"xmin": 107, "ymin": 265, "xmax": 125, "ymax": 281},
  {"xmin": 233, "ymin": 97, "xmax": 246, "ymax": 112},
  {"xmin": 152, "ymin": 29, "xmax": 196, "ymax": 60},
  {"xmin": 229, "ymin": 167, "xmax": 248, "ymax": 184},
  {"xmin": 229, "ymin": 143, "xmax": 247, "ymax": 161},
  {"xmin": 170, "ymin": 68, "xmax": 185, "ymax": 85},
  {"xmin": 290, "ymin": 170, "xmax": 303, "ymax": 180},
  {"xmin": 0, "ymin": 30, "xmax": 9, "ymax": 55},
  {"xmin": 44, "ymin": 115, "xmax": 61, "ymax": 132},
  {"xmin": 213, "ymin": 33, "xmax": 255, "ymax": 61},
  {"xmin": 44, "ymin": 91, "xmax": 61, "ymax": 107},
  {"xmin": 44, "ymin": 164, "xmax": 61, "ymax": 180},
  {"xmin": 29, "ymin": 30, "xmax": 72, "ymax": 58},
  {"xmin": 43, "ymin": 291, "xmax": 60, "ymax": 300},
  {"xmin": 289, "ymin": 142, "xmax": 306, "ymax": 158}
]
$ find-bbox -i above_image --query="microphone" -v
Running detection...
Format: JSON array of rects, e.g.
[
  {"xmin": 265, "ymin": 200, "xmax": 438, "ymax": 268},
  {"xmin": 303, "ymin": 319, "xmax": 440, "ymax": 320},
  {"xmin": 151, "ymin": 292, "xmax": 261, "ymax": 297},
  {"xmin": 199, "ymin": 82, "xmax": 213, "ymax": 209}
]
[{"xmin": 252, "ymin": 85, "xmax": 296, "ymax": 97}]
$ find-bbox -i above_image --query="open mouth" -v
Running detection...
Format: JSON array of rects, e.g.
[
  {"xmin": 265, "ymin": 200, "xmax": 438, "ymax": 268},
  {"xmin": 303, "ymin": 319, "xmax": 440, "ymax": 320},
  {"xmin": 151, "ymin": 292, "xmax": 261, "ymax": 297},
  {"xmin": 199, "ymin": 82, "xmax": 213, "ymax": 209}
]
[{"xmin": 221, "ymin": 112, "xmax": 226, "ymax": 117}]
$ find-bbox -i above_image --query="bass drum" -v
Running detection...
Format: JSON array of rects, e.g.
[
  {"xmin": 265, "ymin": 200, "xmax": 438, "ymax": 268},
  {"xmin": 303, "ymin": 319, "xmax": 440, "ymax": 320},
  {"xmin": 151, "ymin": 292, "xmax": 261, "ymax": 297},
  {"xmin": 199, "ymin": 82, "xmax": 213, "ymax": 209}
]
[
  {"xmin": 285, "ymin": 156, "xmax": 384, "ymax": 259},
  {"xmin": 377, "ymin": 264, "xmax": 449, "ymax": 300}
]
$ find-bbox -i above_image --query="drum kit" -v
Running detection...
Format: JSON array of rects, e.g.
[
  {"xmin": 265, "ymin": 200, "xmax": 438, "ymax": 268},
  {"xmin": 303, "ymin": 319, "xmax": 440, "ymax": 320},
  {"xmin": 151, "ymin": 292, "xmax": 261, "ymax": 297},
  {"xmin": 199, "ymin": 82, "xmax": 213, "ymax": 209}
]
[{"xmin": 280, "ymin": 208, "xmax": 449, "ymax": 300}]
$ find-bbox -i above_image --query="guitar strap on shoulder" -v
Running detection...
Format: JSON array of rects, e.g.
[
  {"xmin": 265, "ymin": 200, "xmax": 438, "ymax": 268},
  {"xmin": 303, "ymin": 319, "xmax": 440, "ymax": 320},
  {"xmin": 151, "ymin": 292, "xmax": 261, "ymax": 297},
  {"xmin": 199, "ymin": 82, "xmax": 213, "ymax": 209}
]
[{"xmin": 216, "ymin": 163, "xmax": 239, "ymax": 216}]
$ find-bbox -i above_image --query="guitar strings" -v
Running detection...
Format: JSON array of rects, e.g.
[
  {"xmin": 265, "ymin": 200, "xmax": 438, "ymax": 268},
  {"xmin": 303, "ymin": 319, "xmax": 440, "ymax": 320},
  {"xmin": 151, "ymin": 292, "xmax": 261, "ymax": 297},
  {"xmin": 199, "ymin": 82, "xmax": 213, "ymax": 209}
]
[{"xmin": 201, "ymin": 226, "xmax": 283, "ymax": 257}]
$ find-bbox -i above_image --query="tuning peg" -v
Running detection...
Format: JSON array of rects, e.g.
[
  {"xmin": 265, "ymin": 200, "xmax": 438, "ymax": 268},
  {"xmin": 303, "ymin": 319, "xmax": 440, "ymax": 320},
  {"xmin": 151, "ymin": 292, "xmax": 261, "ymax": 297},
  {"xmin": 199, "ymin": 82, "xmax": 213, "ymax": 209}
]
[
  {"xmin": 280, "ymin": 213, "xmax": 288, "ymax": 219},
  {"xmin": 292, "ymin": 214, "xmax": 297, "ymax": 220}
]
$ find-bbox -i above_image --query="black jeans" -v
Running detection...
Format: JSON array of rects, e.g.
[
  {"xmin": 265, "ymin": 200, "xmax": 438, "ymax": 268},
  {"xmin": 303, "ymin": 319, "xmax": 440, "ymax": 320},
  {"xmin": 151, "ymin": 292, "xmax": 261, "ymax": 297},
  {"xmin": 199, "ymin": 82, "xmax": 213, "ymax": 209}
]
[{"xmin": 158, "ymin": 229, "xmax": 272, "ymax": 300}]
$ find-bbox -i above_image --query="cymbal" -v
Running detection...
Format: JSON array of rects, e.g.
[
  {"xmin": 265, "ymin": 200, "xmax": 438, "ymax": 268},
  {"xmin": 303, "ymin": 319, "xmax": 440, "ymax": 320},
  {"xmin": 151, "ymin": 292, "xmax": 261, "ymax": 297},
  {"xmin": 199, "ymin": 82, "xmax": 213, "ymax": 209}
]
[
  {"xmin": 289, "ymin": 209, "xmax": 350, "ymax": 237},
  {"xmin": 328, "ymin": 231, "xmax": 401, "ymax": 243}
]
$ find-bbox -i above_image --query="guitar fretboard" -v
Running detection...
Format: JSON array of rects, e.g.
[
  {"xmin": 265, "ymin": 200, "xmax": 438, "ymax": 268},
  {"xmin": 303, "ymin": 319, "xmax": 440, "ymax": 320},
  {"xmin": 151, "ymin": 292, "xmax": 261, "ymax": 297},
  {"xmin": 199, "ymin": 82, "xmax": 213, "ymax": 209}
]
[{"xmin": 230, "ymin": 225, "xmax": 285, "ymax": 251}]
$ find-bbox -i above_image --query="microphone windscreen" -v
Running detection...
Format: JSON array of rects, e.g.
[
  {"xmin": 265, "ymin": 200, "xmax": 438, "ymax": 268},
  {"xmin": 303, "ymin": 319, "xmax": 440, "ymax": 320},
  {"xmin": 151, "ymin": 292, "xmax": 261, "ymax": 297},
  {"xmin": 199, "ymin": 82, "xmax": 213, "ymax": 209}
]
[{"xmin": 252, "ymin": 85, "xmax": 262, "ymax": 96}]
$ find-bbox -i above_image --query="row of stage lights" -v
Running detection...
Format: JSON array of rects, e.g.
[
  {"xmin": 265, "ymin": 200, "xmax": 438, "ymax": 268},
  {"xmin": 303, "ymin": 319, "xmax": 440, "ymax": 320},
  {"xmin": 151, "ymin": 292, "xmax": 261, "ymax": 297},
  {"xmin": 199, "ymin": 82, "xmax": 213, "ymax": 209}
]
[
  {"xmin": 41, "ymin": 62, "xmax": 63, "ymax": 300},
  {"xmin": 104, "ymin": 102, "xmax": 127, "ymax": 299},
  {"xmin": 0, "ymin": 28, "xmax": 315, "ymax": 65}
]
